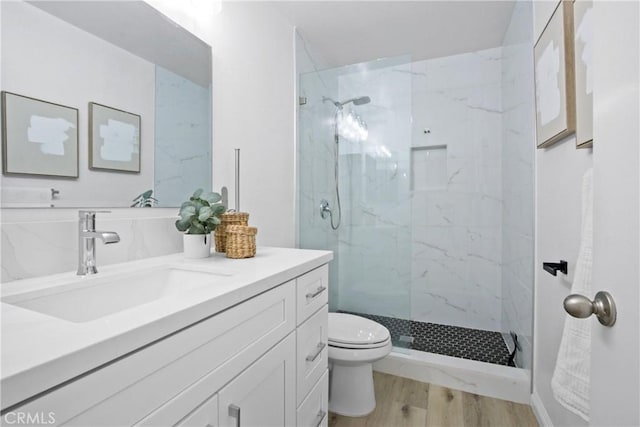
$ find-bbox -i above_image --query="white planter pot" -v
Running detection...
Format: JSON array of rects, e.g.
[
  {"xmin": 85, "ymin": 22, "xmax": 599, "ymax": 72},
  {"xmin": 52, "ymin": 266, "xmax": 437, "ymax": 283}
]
[{"xmin": 183, "ymin": 234, "xmax": 211, "ymax": 259}]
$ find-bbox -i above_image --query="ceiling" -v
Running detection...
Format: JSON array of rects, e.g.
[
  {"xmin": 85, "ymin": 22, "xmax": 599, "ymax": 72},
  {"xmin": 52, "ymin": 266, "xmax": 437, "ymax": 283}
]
[{"xmin": 273, "ymin": 1, "xmax": 516, "ymax": 67}]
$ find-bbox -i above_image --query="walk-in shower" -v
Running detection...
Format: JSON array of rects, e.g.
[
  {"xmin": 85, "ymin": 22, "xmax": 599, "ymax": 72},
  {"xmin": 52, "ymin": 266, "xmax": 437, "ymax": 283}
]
[{"xmin": 296, "ymin": 0, "xmax": 534, "ymax": 398}]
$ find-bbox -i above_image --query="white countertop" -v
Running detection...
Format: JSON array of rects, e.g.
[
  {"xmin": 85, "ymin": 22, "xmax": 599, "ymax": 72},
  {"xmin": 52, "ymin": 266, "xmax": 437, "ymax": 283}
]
[{"xmin": 1, "ymin": 247, "xmax": 333, "ymax": 410}]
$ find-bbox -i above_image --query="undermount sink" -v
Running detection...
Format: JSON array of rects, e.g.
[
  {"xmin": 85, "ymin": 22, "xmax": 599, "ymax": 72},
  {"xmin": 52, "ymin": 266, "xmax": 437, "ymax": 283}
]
[{"xmin": 2, "ymin": 267, "xmax": 231, "ymax": 323}]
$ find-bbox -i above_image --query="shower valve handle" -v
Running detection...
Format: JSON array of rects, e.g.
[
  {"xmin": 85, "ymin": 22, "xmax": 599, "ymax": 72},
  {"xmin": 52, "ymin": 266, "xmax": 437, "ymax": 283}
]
[{"xmin": 320, "ymin": 199, "xmax": 331, "ymax": 219}]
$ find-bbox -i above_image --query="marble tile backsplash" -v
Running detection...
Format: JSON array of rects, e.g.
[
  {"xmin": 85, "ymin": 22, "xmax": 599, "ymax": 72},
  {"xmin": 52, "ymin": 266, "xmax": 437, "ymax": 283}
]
[{"xmin": 1, "ymin": 209, "xmax": 182, "ymax": 283}]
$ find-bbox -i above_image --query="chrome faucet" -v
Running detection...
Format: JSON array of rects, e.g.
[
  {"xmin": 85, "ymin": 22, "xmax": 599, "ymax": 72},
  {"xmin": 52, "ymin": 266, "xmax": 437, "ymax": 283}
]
[{"xmin": 77, "ymin": 210, "xmax": 120, "ymax": 276}]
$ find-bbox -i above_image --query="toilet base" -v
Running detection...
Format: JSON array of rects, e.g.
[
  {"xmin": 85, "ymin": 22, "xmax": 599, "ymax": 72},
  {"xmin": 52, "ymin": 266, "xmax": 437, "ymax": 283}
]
[{"xmin": 329, "ymin": 362, "xmax": 376, "ymax": 417}]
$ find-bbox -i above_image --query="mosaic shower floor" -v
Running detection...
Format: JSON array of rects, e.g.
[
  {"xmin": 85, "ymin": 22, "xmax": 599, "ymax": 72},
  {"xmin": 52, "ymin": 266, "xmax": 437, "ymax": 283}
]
[{"xmin": 340, "ymin": 311, "xmax": 515, "ymax": 367}]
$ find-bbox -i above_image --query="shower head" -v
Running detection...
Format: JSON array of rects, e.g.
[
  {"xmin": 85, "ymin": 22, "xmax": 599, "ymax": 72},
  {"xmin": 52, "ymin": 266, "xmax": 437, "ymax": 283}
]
[
  {"xmin": 346, "ymin": 96, "xmax": 371, "ymax": 106},
  {"xmin": 322, "ymin": 96, "xmax": 371, "ymax": 109}
]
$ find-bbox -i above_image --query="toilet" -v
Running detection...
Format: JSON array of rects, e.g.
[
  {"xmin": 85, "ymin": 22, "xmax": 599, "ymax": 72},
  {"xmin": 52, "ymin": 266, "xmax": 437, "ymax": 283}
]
[{"xmin": 328, "ymin": 313, "xmax": 392, "ymax": 417}]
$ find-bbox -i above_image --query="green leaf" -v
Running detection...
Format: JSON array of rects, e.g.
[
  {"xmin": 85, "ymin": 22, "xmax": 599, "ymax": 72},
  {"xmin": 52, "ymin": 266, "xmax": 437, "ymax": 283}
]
[
  {"xmin": 188, "ymin": 222, "xmax": 205, "ymax": 234},
  {"xmin": 198, "ymin": 206, "xmax": 213, "ymax": 221},
  {"xmin": 141, "ymin": 189, "xmax": 153, "ymax": 199},
  {"xmin": 212, "ymin": 203, "xmax": 226, "ymax": 215},
  {"xmin": 211, "ymin": 216, "xmax": 221, "ymax": 225},
  {"xmin": 201, "ymin": 192, "xmax": 222, "ymax": 204},
  {"xmin": 181, "ymin": 201, "xmax": 194, "ymax": 210},
  {"xmin": 192, "ymin": 188, "xmax": 203, "ymax": 199},
  {"xmin": 175, "ymin": 218, "xmax": 189, "ymax": 232},
  {"xmin": 191, "ymin": 199, "xmax": 205, "ymax": 211},
  {"xmin": 179, "ymin": 205, "xmax": 196, "ymax": 218}
]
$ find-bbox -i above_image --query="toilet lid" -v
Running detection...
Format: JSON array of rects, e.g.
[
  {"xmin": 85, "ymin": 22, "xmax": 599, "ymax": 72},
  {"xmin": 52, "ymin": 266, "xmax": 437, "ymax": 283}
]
[{"xmin": 328, "ymin": 313, "xmax": 390, "ymax": 346}]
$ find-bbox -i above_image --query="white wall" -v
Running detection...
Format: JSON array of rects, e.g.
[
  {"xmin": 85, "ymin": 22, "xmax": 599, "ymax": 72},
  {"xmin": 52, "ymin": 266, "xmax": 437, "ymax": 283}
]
[
  {"xmin": 533, "ymin": 1, "xmax": 592, "ymax": 426},
  {"xmin": 211, "ymin": 2, "xmax": 295, "ymax": 248}
]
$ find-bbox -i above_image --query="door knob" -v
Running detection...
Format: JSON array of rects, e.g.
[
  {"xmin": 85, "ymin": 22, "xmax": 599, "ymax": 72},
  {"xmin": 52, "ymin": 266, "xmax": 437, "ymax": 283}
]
[{"xmin": 563, "ymin": 291, "xmax": 617, "ymax": 327}]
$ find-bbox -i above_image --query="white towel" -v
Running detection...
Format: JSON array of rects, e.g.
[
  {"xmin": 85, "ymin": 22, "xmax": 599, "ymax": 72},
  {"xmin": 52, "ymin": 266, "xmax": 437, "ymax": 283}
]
[
  {"xmin": 551, "ymin": 168, "xmax": 593, "ymax": 422},
  {"xmin": 1, "ymin": 186, "xmax": 54, "ymax": 207}
]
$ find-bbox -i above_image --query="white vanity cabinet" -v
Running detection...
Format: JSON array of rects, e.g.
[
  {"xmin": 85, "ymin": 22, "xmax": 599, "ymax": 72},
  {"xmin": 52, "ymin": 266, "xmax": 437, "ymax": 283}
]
[{"xmin": 4, "ymin": 263, "xmax": 329, "ymax": 427}]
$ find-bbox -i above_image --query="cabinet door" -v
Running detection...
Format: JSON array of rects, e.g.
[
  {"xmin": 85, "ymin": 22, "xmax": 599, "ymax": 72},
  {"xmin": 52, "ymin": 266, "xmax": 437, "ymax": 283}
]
[
  {"xmin": 177, "ymin": 394, "xmax": 218, "ymax": 427},
  {"xmin": 218, "ymin": 333, "xmax": 296, "ymax": 427}
]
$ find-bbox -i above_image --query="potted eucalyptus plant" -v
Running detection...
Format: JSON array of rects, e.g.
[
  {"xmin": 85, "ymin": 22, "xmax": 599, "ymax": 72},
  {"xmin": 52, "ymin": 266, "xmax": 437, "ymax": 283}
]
[{"xmin": 175, "ymin": 189, "xmax": 226, "ymax": 258}]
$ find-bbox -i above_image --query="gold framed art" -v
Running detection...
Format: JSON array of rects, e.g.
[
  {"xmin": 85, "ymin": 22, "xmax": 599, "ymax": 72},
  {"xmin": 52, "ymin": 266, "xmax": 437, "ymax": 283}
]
[
  {"xmin": 1, "ymin": 91, "xmax": 79, "ymax": 178},
  {"xmin": 534, "ymin": 1, "xmax": 576, "ymax": 148}
]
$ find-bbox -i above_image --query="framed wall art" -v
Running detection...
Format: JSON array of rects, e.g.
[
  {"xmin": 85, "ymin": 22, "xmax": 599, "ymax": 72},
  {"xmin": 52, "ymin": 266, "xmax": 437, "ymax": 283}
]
[
  {"xmin": 534, "ymin": 1, "xmax": 576, "ymax": 148},
  {"xmin": 89, "ymin": 102, "xmax": 141, "ymax": 173},
  {"xmin": 573, "ymin": 0, "xmax": 593, "ymax": 148},
  {"xmin": 1, "ymin": 91, "xmax": 79, "ymax": 177}
]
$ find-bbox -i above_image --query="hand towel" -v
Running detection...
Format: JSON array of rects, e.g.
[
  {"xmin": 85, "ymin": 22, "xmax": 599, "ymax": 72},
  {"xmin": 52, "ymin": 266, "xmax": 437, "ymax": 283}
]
[
  {"xmin": 551, "ymin": 168, "xmax": 593, "ymax": 422},
  {"xmin": 1, "ymin": 186, "xmax": 54, "ymax": 207}
]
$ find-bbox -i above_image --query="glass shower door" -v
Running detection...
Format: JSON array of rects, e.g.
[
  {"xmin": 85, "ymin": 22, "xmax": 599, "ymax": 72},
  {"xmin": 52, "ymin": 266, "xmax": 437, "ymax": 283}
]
[{"xmin": 298, "ymin": 55, "xmax": 414, "ymax": 351}]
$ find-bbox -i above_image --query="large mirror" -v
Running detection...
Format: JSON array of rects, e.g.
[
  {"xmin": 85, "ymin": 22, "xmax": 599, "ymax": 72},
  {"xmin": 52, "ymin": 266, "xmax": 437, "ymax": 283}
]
[{"xmin": 0, "ymin": 1, "xmax": 212, "ymax": 208}]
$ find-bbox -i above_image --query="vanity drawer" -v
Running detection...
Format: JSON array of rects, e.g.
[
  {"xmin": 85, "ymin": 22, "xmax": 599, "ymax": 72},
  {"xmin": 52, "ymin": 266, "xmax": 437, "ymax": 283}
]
[
  {"xmin": 296, "ymin": 265, "xmax": 328, "ymax": 325},
  {"xmin": 297, "ymin": 370, "xmax": 328, "ymax": 427},
  {"xmin": 297, "ymin": 305, "xmax": 328, "ymax": 406},
  {"xmin": 16, "ymin": 281, "xmax": 295, "ymax": 427}
]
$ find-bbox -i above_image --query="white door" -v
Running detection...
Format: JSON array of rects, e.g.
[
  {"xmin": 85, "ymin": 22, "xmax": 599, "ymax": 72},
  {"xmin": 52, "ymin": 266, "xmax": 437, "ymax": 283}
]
[
  {"xmin": 218, "ymin": 333, "xmax": 296, "ymax": 427},
  {"xmin": 590, "ymin": 1, "xmax": 639, "ymax": 425}
]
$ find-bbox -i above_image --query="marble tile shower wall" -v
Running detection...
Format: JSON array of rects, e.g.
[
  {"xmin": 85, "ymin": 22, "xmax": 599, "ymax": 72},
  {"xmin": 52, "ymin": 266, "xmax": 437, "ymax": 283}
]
[
  {"xmin": 500, "ymin": 0, "xmax": 535, "ymax": 371},
  {"xmin": 1, "ymin": 209, "xmax": 182, "ymax": 282},
  {"xmin": 154, "ymin": 66, "xmax": 212, "ymax": 207},
  {"xmin": 409, "ymin": 47, "xmax": 504, "ymax": 332}
]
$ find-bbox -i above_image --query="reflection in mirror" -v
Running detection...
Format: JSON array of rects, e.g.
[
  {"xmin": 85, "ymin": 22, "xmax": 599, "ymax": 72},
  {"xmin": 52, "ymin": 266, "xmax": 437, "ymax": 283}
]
[{"xmin": 0, "ymin": 1, "xmax": 212, "ymax": 208}]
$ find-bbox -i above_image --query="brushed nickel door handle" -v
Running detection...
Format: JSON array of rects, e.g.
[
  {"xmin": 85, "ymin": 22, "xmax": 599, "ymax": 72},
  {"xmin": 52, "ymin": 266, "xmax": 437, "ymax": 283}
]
[{"xmin": 564, "ymin": 291, "xmax": 617, "ymax": 326}]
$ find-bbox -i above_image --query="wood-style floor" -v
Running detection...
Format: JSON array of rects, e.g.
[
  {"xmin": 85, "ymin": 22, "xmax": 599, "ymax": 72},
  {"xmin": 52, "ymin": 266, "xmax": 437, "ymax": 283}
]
[{"xmin": 328, "ymin": 372, "xmax": 538, "ymax": 427}]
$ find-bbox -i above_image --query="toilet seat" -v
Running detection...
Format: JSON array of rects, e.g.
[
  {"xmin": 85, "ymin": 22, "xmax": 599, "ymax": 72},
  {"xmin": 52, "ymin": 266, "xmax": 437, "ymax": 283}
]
[
  {"xmin": 328, "ymin": 313, "xmax": 390, "ymax": 349},
  {"xmin": 328, "ymin": 339, "xmax": 390, "ymax": 349}
]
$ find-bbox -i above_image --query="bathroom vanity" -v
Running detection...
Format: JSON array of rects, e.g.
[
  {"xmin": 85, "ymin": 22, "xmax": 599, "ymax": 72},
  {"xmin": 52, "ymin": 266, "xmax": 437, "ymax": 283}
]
[{"xmin": 1, "ymin": 248, "xmax": 332, "ymax": 426}]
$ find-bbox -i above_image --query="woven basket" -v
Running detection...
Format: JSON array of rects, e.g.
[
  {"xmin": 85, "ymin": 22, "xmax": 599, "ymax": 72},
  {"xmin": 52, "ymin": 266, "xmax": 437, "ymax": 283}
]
[
  {"xmin": 214, "ymin": 212, "xmax": 249, "ymax": 252},
  {"xmin": 225, "ymin": 225, "xmax": 257, "ymax": 259}
]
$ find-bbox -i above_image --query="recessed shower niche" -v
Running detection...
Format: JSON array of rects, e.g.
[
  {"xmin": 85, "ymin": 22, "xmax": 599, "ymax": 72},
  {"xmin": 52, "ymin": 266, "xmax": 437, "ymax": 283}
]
[{"xmin": 410, "ymin": 145, "xmax": 447, "ymax": 191}]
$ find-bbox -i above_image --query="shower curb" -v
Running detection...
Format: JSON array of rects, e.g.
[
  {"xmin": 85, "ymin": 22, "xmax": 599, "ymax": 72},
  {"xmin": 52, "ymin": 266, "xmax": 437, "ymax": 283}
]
[{"xmin": 373, "ymin": 349, "xmax": 531, "ymax": 404}]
